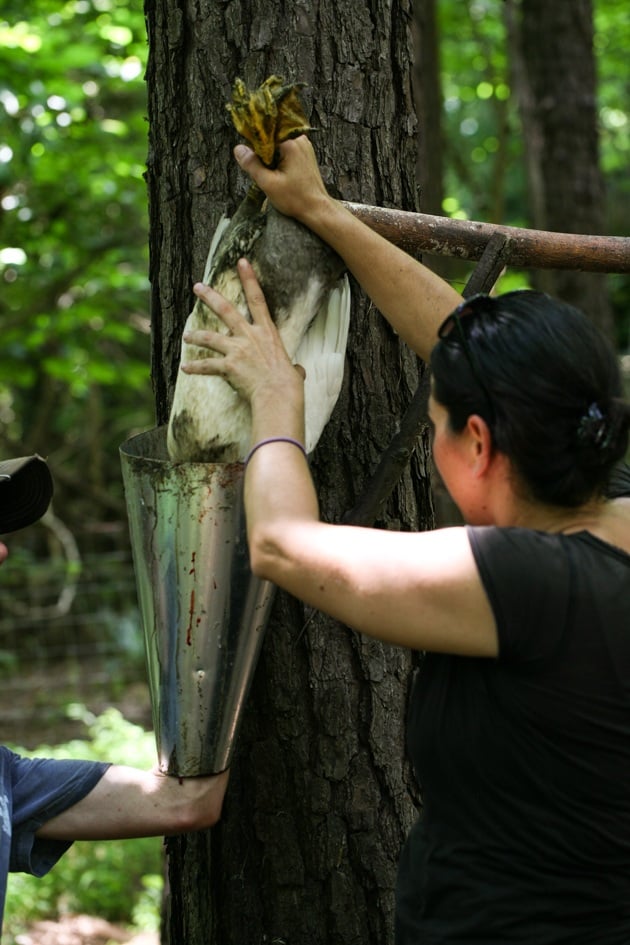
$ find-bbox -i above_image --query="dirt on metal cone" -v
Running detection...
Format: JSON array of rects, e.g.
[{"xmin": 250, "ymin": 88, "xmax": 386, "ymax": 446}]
[{"xmin": 120, "ymin": 426, "xmax": 276, "ymax": 775}]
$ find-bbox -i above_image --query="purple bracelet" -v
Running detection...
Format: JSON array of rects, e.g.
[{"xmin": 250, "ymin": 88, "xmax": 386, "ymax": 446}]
[{"xmin": 244, "ymin": 437, "xmax": 308, "ymax": 467}]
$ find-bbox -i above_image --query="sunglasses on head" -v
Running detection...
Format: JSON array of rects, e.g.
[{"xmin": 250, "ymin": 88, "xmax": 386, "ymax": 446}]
[{"xmin": 437, "ymin": 294, "xmax": 496, "ymax": 423}]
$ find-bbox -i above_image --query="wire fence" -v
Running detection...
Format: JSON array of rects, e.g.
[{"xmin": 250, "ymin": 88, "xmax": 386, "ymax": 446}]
[{"xmin": 0, "ymin": 527, "xmax": 151, "ymax": 749}]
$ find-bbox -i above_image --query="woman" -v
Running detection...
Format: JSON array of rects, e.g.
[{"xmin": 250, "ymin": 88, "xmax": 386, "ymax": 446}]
[{"xmin": 182, "ymin": 137, "xmax": 630, "ymax": 943}]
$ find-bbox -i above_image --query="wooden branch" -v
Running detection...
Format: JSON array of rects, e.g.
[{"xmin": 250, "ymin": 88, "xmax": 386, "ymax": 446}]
[
  {"xmin": 344, "ymin": 203, "xmax": 630, "ymax": 273},
  {"xmin": 462, "ymin": 232, "xmax": 513, "ymax": 296},
  {"xmin": 343, "ymin": 371, "xmax": 431, "ymax": 527}
]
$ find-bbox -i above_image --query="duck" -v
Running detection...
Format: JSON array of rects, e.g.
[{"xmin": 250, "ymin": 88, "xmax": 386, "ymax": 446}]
[{"xmin": 167, "ymin": 76, "xmax": 350, "ymax": 464}]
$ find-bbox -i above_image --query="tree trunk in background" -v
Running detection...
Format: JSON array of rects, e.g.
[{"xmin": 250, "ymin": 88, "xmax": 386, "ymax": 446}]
[
  {"xmin": 412, "ymin": 0, "xmax": 444, "ymax": 217},
  {"xmin": 411, "ymin": 0, "xmax": 462, "ymax": 526},
  {"xmin": 143, "ymin": 1, "xmax": 432, "ymax": 942},
  {"xmin": 505, "ymin": 0, "xmax": 613, "ymax": 337}
]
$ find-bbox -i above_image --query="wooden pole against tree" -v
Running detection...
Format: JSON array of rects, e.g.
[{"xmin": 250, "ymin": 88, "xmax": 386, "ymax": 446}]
[{"xmin": 346, "ymin": 203, "xmax": 630, "ymax": 273}]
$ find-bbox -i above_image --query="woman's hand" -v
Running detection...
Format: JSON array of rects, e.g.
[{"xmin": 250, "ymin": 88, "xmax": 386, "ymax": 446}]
[
  {"xmin": 181, "ymin": 258, "xmax": 305, "ymax": 412},
  {"xmin": 235, "ymin": 136, "xmax": 462, "ymax": 362},
  {"xmin": 234, "ymin": 135, "xmax": 332, "ymax": 226}
]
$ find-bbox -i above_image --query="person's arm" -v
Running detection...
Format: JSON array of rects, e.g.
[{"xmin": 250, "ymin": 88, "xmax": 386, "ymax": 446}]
[
  {"xmin": 234, "ymin": 136, "xmax": 462, "ymax": 362},
  {"xmin": 182, "ymin": 263, "xmax": 497, "ymax": 659},
  {"xmin": 35, "ymin": 766, "xmax": 229, "ymax": 841}
]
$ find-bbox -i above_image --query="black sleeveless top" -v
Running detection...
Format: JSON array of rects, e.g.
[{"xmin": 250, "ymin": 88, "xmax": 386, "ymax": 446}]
[{"xmin": 396, "ymin": 465, "xmax": 630, "ymax": 944}]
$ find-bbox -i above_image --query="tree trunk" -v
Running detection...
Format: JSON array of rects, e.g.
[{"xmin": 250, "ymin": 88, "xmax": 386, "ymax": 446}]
[
  {"xmin": 505, "ymin": 0, "xmax": 613, "ymax": 337},
  {"xmin": 143, "ymin": 1, "xmax": 432, "ymax": 942},
  {"xmin": 412, "ymin": 0, "xmax": 443, "ymax": 217}
]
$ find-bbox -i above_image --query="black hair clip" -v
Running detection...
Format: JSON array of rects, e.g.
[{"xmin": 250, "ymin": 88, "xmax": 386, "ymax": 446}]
[{"xmin": 577, "ymin": 402, "xmax": 612, "ymax": 451}]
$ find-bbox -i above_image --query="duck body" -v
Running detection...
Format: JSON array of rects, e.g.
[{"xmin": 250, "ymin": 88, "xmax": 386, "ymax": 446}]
[
  {"xmin": 167, "ymin": 76, "xmax": 350, "ymax": 465},
  {"xmin": 167, "ymin": 187, "xmax": 350, "ymax": 463}
]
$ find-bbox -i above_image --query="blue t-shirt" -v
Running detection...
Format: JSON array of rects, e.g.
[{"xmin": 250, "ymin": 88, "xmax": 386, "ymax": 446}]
[{"xmin": 0, "ymin": 747, "xmax": 108, "ymax": 930}]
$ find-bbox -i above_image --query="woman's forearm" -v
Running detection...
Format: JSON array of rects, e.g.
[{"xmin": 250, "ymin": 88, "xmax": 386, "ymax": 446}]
[
  {"xmin": 300, "ymin": 196, "xmax": 462, "ymax": 361},
  {"xmin": 245, "ymin": 388, "xmax": 320, "ymax": 580}
]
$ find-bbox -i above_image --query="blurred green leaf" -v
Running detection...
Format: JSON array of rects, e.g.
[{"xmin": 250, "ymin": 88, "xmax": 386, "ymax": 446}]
[{"xmin": 0, "ymin": 0, "xmax": 153, "ymax": 519}]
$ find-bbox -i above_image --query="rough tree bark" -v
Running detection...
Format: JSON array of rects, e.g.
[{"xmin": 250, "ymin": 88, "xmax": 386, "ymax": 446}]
[
  {"xmin": 505, "ymin": 0, "xmax": 613, "ymax": 337},
  {"xmin": 143, "ymin": 1, "xmax": 432, "ymax": 943}
]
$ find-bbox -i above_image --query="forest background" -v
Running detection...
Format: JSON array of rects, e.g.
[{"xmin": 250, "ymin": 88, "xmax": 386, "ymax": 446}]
[
  {"xmin": 1, "ymin": 0, "xmax": 628, "ymax": 553},
  {"xmin": 0, "ymin": 0, "xmax": 629, "ymax": 940}
]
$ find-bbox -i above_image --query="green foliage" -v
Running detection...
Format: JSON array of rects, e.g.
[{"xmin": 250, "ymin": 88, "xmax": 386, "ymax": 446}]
[
  {"xmin": 438, "ymin": 0, "xmax": 629, "ymax": 228},
  {"xmin": 0, "ymin": 0, "xmax": 153, "ymax": 526},
  {"xmin": 595, "ymin": 0, "xmax": 630, "ymax": 228},
  {"xmin": 3, "ymin": 705, "xmax": 163, "ymax": 941},
  {"xmin": 438, "ymin": 0, "xmax": 525, "ymax": 225},
  {"xmin": 438, "ymin": 0, "xmax": 630, "ymax": 337}
]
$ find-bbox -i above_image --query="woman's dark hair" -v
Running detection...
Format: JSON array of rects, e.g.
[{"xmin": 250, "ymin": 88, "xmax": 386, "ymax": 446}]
[{"xmin": 430, "ymin": 290, "xmax": 630, "ymax": 507}]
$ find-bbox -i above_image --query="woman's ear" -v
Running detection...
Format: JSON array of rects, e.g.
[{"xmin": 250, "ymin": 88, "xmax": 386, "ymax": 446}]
[{"xmin": 466, "ymin": 414, "xmax": 494, "ymax": 476}]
